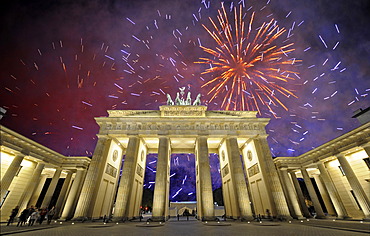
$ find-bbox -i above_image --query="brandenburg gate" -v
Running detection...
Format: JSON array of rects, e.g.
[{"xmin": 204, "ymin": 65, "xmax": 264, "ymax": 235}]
[{"xmin": 71, "ymin": 91, "xmax": 291, "ymax": 222}]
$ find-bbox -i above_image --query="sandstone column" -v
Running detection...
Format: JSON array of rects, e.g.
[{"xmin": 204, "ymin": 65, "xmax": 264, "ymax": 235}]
[
  {"xmin": 336, "ymin": 153, "xmax": 370, "ymax": 219},
  {"xmin": 60, "ymin": 169, "xmax": 87, "ymax": 220},
  {"xmin": 317, "ymin": 162, "xmax": 348, "ymax": 218},
  {"xmin": 113, "ymin": 136, "xmax": 140, "ymax": 221},
  {"xmin": 152, "ymin": 136, "xmax": 170, "ymax": 221},
  {"xmin": 313, "ymin": 174, "xmax": 336, "ymax": 215},
  {"xmin": 280, "ymin": 169, "xmax": 305, "ymax": 219},
  {"xmin": 41, "ymin": 168, "xmax": 62, "ymax": 208},
  {"xmin": 17, "ymin": 163, "xmax": 45, "ymax": 210},
  {"xmin": 254, "ymin": 138, "xmax": 292, "ymax": 219},
  {"xmin": 54, "ymin": 171, "xmax": 73, "ymax": 217},
  {"xmin": 73, "ymin": 137, "xmax": 110, "ymax": 220},
  {"xmin": 226, "ymin": 137, "xmax": 253, "ymax": 220},
  {"xmin": 196, "ymin": 136, "xmax": 215, "ymax": 220},
  {"xmin": 29, "ymin": 175, "xmax": 48, "ymax": 207},
  {"xmin": 1, "ymin": 152, "xmax": 27, "ymax": 200},
  {"xmin": 290, "ymin": 171, "xmax": 311, "ymax": 218},
  {"xmin": 300, "ymin": 168, "xmax": 326, "ymax": 218}
]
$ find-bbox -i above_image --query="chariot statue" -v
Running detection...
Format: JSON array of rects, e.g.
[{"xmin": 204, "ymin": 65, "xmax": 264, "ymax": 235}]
[{"xmin": 166, "ymin": 87, "xmax": 201, "ymax": 106}]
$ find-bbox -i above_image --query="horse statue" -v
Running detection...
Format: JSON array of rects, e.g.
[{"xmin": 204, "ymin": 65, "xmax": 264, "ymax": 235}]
[
  {"xmin": 166, "ymin": 94, "xmax": 174, "ymax": 105},
  {"xmin": 185, "ymin": 92, "xmax": 192, "ymax": 105},
  {"xmin": 193, "ymin": 94, "xmax": 201, "ymax": 105}
]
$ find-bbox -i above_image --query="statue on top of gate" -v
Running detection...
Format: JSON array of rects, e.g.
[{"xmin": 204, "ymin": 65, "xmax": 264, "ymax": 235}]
[{"xmin": 166, "ymin": 87, "xmax": 202, "ymax": 106}]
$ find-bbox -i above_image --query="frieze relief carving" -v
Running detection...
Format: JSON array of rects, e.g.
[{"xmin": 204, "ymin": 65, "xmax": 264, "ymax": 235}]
[
  {"xmin": 105, "ymin": 163, "xmax": 118, "ymax": 178},
  {"xmin": 102, "ymin": 121, "xmax": 262, "ymax": 132},
  {"xmin": 108, "ymin": 110, "xmax": 159, "ymax": 117},
  {"xmin": 160, "ymin": 105, "xmax": 207, "ymax": 117}
]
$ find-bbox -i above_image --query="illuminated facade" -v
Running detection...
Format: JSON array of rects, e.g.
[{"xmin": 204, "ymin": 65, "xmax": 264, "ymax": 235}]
[
  {"xmin": 1, "ymin": 106, "xmax": 369, "ymax": 222},
  {"xmin": 0, "ymin": 126, "xmax": 90, "ymax": 222}
]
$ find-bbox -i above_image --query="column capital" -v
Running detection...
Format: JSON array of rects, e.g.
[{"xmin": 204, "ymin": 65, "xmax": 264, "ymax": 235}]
[
  {"xmin": 334, "ymin": 152, "xmax": 346, "ymax": 158},
  {"xmin": 13, "ymin": 151, "xmax": 28, "ymax": 157},
  {"xmin": 288, "ymin": 169, "xmax": 299, "ymax": 174},
  {"xmin": 96, "ymin": 134, "xmax": 110, "ymax": 140},
  {"xmin": 279, "ymin": 166, "xmax": 289, "ymax": 171}
]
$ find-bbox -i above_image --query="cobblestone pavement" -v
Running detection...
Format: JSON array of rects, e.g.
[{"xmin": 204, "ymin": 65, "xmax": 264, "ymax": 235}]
[{"xmin": 1, "ymin": 219, "xmax": 369, "ymax": 236}]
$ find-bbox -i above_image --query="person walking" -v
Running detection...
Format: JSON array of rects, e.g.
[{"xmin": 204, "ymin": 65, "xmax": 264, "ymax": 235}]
[
  {"xmin": 39, "ymin": 208, "xmax": 48, "ymax": 225},
  {"xmin": 47, "ymin": 206, "xmax": 55, "ymax": 224},
  {"xmin": 7, "ymin": 206, "xmax": 19, "ymax": 226},
  {"xmin": 28, "ymin": 209, "xmax": 39, "ymax": 226},
  {"xmin": 17, "ymin": 208, "xmax": 30, "ymax": 227}
]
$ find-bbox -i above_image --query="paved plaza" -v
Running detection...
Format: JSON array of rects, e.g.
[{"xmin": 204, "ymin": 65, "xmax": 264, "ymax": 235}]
[{"xmin": 1, "ymin": 218, "xmax": 369, "ymax": 236}]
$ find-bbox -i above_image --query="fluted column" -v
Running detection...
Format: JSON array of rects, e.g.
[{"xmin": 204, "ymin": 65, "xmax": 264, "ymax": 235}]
[
  {"xmin": 226, "ymin": 138, "xmax": 253, "ymax": 220},
  {"xmin": 290, "ymin": 171, "xmax": 311, "ymax": 218},
  {"xmin": 113, "ymin": 136, "xmax": 140, "ymax": 221},
  {"xmin": 17, "ymin": 163, "xmax": 45, "ymax": 211},
  {"xmin": 336, "ymin": 153, "xmax": 370, "ymax": 219},
  {"xmin": 196, "ymin": 136, "xmax": 215, "ymax": 220},
  {"xmin": 280, "ymin": 169, "xmax": 305, "ymax": 219},
  {"xmin": 313, "ymin": 174, "xmax": 336, "ymax": 215},
  {"xmin": 301, "ymin": 168, "xmax": 326, "ymax": 218},
  {"xmin": 152, "ymin": 137, "xmax": 170, "ymax": 221},
  {"xmin": 254, "ymin": 138, "xmax": 292, "ymax": 219},
  {"xmin": 60, "ymin": 169, "xmax": 87, "ymax": 220},
  {"xmin": 41, "ymin": 168, "xmax": 62, "ymax": 208},
  {"xmin": 54, "ymin": 171, "xmax": 73, "ymax": 217},
  {"xmin": 317, "ymin": 162, "xmax": 348, "ymax": 218},
  {"xmin": 73, "ymin": 137, "xmax": 110, "ymax": 220},
  {"xmin": 1, "ymin": 153, "xmax": 27, "ymax": 200}
]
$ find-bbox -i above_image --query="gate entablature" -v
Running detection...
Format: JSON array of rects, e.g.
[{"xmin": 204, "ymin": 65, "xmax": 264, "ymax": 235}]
[{"xmin": 97, "ymin": 106, "xmax": 269, "ymax": 138}]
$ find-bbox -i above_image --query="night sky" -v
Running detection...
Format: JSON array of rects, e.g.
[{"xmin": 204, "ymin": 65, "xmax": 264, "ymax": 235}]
[{"xmin": 1, "ymin": 0, "xmax": 369, "ymax": 200}]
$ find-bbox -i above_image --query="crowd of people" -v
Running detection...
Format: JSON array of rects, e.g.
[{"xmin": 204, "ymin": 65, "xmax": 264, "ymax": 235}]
[{"xmin": 6, "ymin": 205, "xmax": 56, "ymax": 227}]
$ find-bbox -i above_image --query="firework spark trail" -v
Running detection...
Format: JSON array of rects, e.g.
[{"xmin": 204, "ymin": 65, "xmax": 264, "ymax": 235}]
[
  {"xmin": 196, "ymin": 4, "xmax": 300, "ymax": 115},
  {"xmin": 2, "ymin": 38, "xmax": 118, "ymax": 156}
]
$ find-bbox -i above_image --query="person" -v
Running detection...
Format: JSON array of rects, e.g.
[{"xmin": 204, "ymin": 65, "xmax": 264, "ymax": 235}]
[
  {"xmin": 7, "ymin": 206, "xmax": 19, "ymax": 226},
  {"xmin": 47, "ymin": 206, "xmax": 55, "ymax": 224},
  {"xmin": 28, "ymin": 209, "xmax": 39, "ymax": 226},
  {"xmin": 17, "ymin": 208, "xmax": 30, "ymax": 227},
  {"xmin": 39, "ymin": 208, "xmax": 48, "ymax": 225},
  {"xmin": 266, "ymin": 209, "xmax": 271, "ymax": 219}
]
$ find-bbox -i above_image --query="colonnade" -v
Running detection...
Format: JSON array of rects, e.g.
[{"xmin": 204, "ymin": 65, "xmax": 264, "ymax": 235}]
[
  {"xmin": 69, "ymin": 133, "xmax": 294, "ymax": 222},
  {"xmin": 0, "ymin": 152, "xmax": 88, "ymax": 221},
  {"xmin": 275, "ymin": 145, "xmax": 370, "ymax": 220}
]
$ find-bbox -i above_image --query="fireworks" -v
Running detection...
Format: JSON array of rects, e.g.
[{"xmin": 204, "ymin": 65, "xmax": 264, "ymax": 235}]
[
  {"xmin": 196, "ymin": 4, "xmax": 300, "ymax": 114},
  {"xmin": 1, "ymin": 0, "xmax": 368, "ymax": 197}
]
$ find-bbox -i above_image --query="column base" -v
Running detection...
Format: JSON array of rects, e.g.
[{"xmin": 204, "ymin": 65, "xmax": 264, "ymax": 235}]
[
  {"xmin": 336, "ymin": 216, "xmax": 351, "ymax": 220},
  {"xmin": 201, "ymin": 216, "xmax": 217, "ymax": 221},
  {"xmin": 297, "ymin": 216, "xmax": 306, "ymax": 220},
  {"xmin": 72, "ymin": 216, "xmax": 90, "ymax": 222},
  {"xmin": 240, "ymin": 216, "xmax": 254, "ymax": 221},
  {"xmin": 315, "ymin": 215, "xmax": 327, "ymax": 219},
  {"xmin": 112, "ymin": 216, "xmax": 127, "ymax": 222},
  {"xmin": 151, "ymin": 216, "xmax": 165, "ymax": 222},
  {"xmin": 276, "ymin": 215, "xmax": 293, "ymax": 221}
]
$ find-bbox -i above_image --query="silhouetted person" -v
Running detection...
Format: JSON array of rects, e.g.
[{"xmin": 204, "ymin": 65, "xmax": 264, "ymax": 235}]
[
  {"xmin": 39, "ymin": 208, "xmax": 48, "ymax": 225},
  {"xmin": 7, "ymin": 206, "xmax": 19, "ymax": 226},
  {"xmin": 17, "ymin": 208, "xmax": 30, "ymax": 227},
  {"xmin": 47, "ymin": 206, "xmax": 55, "ymax": 224},
  {"xmin": 29, "ymin": 209, "xmax": 39, "ymax": 226}
]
